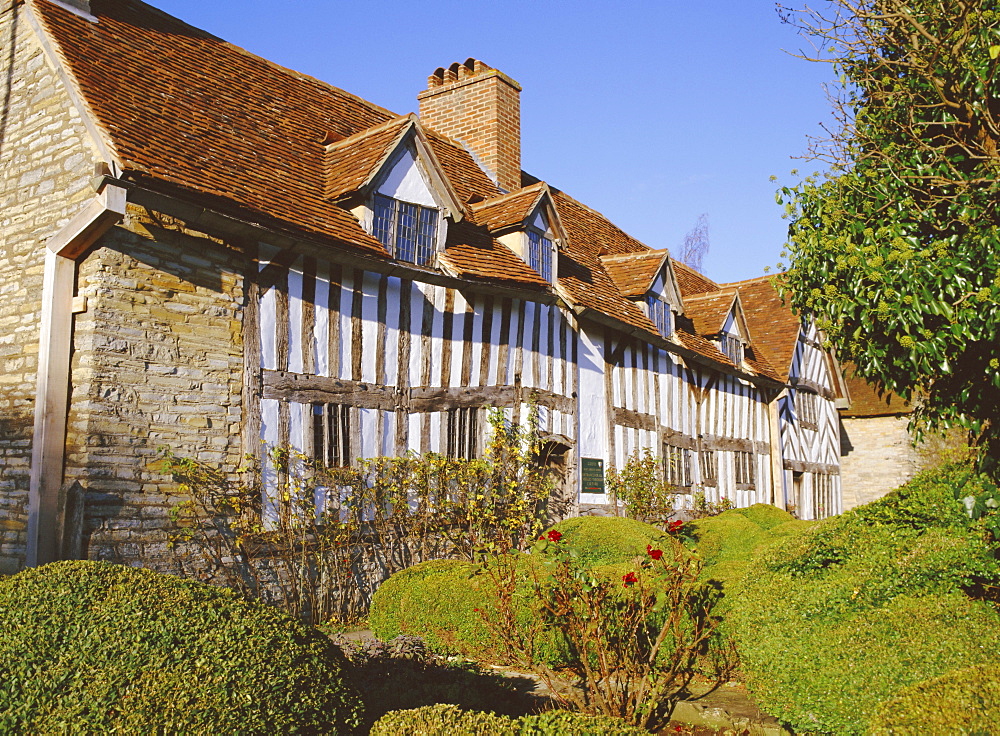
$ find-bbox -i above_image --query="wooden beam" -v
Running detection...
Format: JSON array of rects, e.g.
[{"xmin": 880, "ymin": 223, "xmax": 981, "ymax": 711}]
[{"xmin": 28, "ymin": 182, "xmax": 127, "ymax": 567}]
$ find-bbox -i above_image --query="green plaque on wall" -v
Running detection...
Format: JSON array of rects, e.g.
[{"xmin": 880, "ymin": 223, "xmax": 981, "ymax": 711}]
[{"xmin": 581, "ymin": 458, "xmax": 605, "ymax": 494}]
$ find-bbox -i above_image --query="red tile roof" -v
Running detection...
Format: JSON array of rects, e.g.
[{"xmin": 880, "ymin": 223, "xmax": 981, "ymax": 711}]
[
  {"xmin": 35, "ymin": 0, "xmax": 398, "ymax": 258},
  {"xmin": 470, "ymin": 183, "xmax": 546, "ymax": 231},
  {"xmin": 549, "ymin": 190, "xmax": 663, "ymax": 336},
  {"xmin": 35, "ymin": 0, "xmax": 784, "ymax": 385},
  {"xmin": 440, "ymin": 222, "xmax": 550, "ymax": 290},
  {"xmin": 682, "ymin": 290, "xmax": 737, "ymax": 337},
  {"xmin": 600, "ymin": 250, "xmax": 670, "ymax": 298},
  {"xmin": 324, "ymin": 116, "xmax": 412, "ymax": 200},
  {"xmin": 719, "ymin": 275, "xmax": 801, "ymax": 382},
  {"xmin": 673, "ymin": 260, "xmax": 720, "ymax": 296},
  {"xmin": 840, "ymin": 362, "xmax": 912, "ymax": 417}
]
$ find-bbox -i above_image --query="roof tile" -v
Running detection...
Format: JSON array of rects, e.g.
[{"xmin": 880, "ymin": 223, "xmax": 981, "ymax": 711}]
[{"xmin": 600, "ymin": 250, "xmax": 669, "ymax": 298}]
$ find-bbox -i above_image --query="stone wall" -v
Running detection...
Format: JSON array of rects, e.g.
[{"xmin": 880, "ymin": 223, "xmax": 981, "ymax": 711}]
[
  {"xmin": 67, "ymin": 206, "xmax": 247, "ymax": 569},
  {"xmin": 839, "ymin": 416, "xmax": 919, "ymax": 509},
  {"xmin": 839, "ymin": 414, "xmax": 965, "ymax": 510},
  {"xmin": 0, "ymin": 6, "xmax": 101, "ymax": 573}
]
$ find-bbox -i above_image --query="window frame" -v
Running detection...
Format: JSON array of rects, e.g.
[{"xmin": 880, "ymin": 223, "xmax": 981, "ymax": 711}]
[
  {"xmin": 699, "ymin": 449, "xmax": 718, "ymax": 487},
  {"xmin": 662, "ymin": 443, "xmax": 693, "ymax": 489},
  {"xmin": 371, "ymin": 193, "xmax": 440, "ymax": 267},
  {"xmin": 312, "ymin": 403, "xmax": 352, "ymax": 468},
  {"xmin": 526, "ymin": 227, "xmax": 554, "ymax": 283},
  {"xmin": 719, "ymin": 333, "xmax": 744, "ymax": 365},
  {"xmin": 795, "ymin": 389, "xmax": 819, "ymax": 430},
  {"xmin": 446, "ymin": 407, "xmax": 480, "ymax": 460},
  {"xmin": 645, "ymin": 293, "xmax": 673, "ymax": 338},
  {"xmin": 734, "ymin": 450, "xmax": 755, "ymax": 489}
]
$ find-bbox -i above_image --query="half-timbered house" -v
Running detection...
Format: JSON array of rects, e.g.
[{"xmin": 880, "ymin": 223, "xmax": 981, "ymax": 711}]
[{"xmin": 0, "ymin": 0, "xmax": 844, "ymax": 574}]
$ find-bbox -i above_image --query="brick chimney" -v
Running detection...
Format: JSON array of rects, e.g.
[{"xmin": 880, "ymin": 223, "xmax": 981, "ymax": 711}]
[{"xmin": 418, "ymin": 59, "xmax": 522, "ymax": 193}]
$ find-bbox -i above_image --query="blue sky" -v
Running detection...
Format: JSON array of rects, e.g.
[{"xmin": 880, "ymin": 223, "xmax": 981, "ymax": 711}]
[{"xmin": 153, "ymin": 0, "xmax": 835, "ymax": 284}]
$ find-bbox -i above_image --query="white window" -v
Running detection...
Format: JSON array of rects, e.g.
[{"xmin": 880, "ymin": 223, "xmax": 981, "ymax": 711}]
[
  {"xmin": 734, "ymin": 450, "xmax": 755, "ymax": 489},
  {"xmin": 663, "ymin": 443, "xmax": 692, "ymax": 488},
  {"xmin": 720, "ymin": 334, "xmax": 744, "ymax": 365},
  {"xmin": 372, "ymin": 193, "xmax": 438, "ymax": 266},
  {"xmin": 527, "ymin": 228, "xmax": 554, "ymax": 282},
  {"xmin": 312, "ymin": 403, "xmax": 352, "ymax": 468},
  {"xmin": 646, "ymin": 294, "xmax": 672, "ymax": 337},
  {"xmin": 446, "ymin": 407, "xmax": 480, "ymax": 459}
]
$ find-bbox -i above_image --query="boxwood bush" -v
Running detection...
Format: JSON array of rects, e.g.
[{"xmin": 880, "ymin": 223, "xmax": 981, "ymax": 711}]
[
  {"xmin": 368, "ymin": 558, "xmax": 512, "ymax": 660},
  {"xmin": 868, "ymin": 664, "xmax": 1000, "ymax": 734},
  {"xmin": 547, "ymin": 515, "xmax": 671, "ymax": 566},
  {"xmin": 369, "ymin": 704, "xmax": 647, "ymax": 735},
  {"xmin": 728, "ymin": 464, "xmax": 1000, "ymax": 734},
  {"xmin": 0, "ymin": 561, "xmax": 363, "ymax": 734},
  {"xmin": 686, "ymin": 505, "xmax": 810, "ymax": 595},
  {"xmin": 369, "ymin": 517, "xmax": 663, "ymax": 662}
]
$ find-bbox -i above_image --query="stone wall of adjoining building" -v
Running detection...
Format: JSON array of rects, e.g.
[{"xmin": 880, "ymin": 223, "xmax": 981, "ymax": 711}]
[
  {"xmin": 66, "ymin": 206, "xmax": 248, "ymax": 569},
  {"xmin": 0, "ymin": 7, "xmax": 102, "ymax": 573},
  {"xmin": 839, "ymin": 416, "xmax": 920, "ymax": 509},
  {"xmin": 839, "ymin": 415, "xmax": 966, "ymax": 510}
]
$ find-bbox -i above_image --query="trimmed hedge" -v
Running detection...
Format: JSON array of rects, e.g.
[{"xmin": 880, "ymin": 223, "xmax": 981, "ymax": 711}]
[
  {"xmin": 686, "ymin": 505, "xmax": 810, "ymax": 595},
  {"xmin": 869, "ymin": 664, "xmax": 1000, "ymax": 734},
  {"xmin": 368, "ymin": 558, "xmax": 514, "ymax": 660},
  {"xmin": 0, "ymin": 561, "xmax": 363, "ymax": 734},
  {"xmin": 729, "ymin": 464, "xmax": 1000, "ymax": 734},
  {"xmin": 369, "ymin": 704, "xmax": 647, "ymax": 735},
  {"xmin": 548, "ymin": 515, "xmax": 671, "ymax": 567},
  {"xmin": 369, "ymin": 517, "xmax": 665, "ymax": 662}
]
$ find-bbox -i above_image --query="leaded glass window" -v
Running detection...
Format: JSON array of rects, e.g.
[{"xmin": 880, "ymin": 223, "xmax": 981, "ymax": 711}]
[
  {"xmin": 527, "ymin": 229, "xmax": 553, "ymax": 282},
  {"xmin": 372, "ymin": 193, "xmax": 438, "ymax": 266}
]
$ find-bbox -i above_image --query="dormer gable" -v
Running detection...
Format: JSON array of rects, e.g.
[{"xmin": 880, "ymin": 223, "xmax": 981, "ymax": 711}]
[
  {"xmin": 682, "ymin": 289, "xmax": 754, "ymax": 367},
  {"xmin": 325, "ymin": 116, "xmax": 467, "ymax": 267},
  {"xmin": 718, "ymin": 299, "xmax": 752, "ymax": 366},
  {"xmin": 600, "ymin": 250, "xmax": 683, "ymax": 339},
  {"xmin": 471, "ymin": 183, "xmax": 565, "ymax": 284}
]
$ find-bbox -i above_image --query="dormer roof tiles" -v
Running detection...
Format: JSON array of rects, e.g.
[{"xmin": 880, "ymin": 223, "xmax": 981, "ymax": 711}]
[
  {"xmin": 469, "ymin": 183, "xmax": 547, "ymax": 231},
  {"xmin": 719, "ymin": 275, "xmax": 801, "ymax": 382},
  {"xmin": 600, "ymin": 250, "xmax": 670, "ymax": 298},
  {"xmin": 324, "ymin": 116, "xmax": 412, "ymax": 201}
]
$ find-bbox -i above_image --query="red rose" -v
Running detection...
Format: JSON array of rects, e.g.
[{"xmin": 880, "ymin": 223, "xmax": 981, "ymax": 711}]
[
  {"xmin": 646, "ymin": 544, "xmax": 664, "ymax": 560},
  {"xmin": 547, "ymin": 530, "xmax": 563, "ymax": 542},
  {"xmin": 622, "ymin": 572, "xmax": 638, "ymax": 587},
  {"xmin": 668, "ymin": 520, "xmax": 684, "ymax": 533}
]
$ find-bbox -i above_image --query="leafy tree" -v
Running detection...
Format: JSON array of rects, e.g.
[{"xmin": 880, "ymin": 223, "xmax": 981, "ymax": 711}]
[{"xmin": 776, "ymin": 1, "xmax": 1000, "ymax": 467}]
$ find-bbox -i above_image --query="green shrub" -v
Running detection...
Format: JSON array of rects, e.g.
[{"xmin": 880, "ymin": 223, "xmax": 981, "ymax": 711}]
[
  {"xmin": 727, "ymin": 502, "xmax": 799, "ymax": 530},
  {"xmin": 736, "ymin": 592, "xmax": 1000, "ymax": 734},
  {"xmin": 0, "ymin": 561, "xmax": 363, "ymax": 734},
  {"xmin": 369, "ymin": 705, "xmax": 646, "ymax": 736},
  {"xmin": 370, "ymin": 517, "xmax": 672, "ymax": 662},
  {"xmin": 868, "ymin": 664, "xmax": 1000, "ymax": 735},
  {"xmin": 369, "ymin": 559, "xmax": 499, "ymax": 658},
  {"xmin": 729, "ymin": 463, "xmax": 1000, "ymax": 734},
  {"xmin": 689, "ymin": 513, "xmax": 767, "ymax": 566},
  {"xmin": 517, "ymin": 710, "xmax": 648, "ymax": 734},
  {"xmin": 369, "ymin": 704, "xmax": 514, "ymax": 735},
  {"xmin": 548, "ymin": 515, "xmax": 671, "ymax": 567}
]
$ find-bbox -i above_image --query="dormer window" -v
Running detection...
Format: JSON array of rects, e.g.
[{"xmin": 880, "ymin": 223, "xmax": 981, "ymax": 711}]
[
  {"xmin": 720, "ymin": 334, "xmax": 744, "ymax": 364},
  {"xmin": 645, "ymin": 293, "xmax": 672, "ymax": 337},
  {"xmin": 527, "ymin": 228, "xmax": 553, "ymax": 283},
  {"xmin": 372, "ymin": 193, "xmax": 438, "ymax": 267}
]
